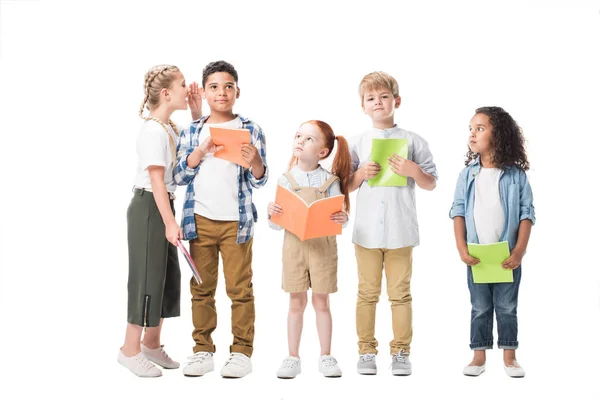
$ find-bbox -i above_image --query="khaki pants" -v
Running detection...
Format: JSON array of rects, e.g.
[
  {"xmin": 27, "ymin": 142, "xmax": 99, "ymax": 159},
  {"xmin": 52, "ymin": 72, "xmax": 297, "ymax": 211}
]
[
  {"xmin": 355, "ymin": 244, "xmax": 413, "ymax": 355},
  {"xmin": 189, "ymin": 215, "xmax": 255, "ymax": 357}
]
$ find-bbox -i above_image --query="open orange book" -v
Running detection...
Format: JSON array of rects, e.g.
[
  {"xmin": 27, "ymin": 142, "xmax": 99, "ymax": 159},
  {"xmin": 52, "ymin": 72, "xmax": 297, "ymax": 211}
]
[
  {"xmin": 270, "ymin": 185, "xmax": 344, "ymax": 241},
  {"xmin": 209, "ymin": 126, "xmax": 251, "ymax": 168}
]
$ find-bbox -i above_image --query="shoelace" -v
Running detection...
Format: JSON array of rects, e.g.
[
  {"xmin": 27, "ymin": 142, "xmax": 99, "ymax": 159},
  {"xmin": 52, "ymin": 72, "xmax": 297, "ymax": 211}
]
[
  {"xmin": 360, "ymin": 354, "xmax": 376, "ymax": 363},
  {"xmin": 390, "ymin": 351, "xmax": 408, "ymax": 369},
  {"xmin": 136, "ymin": 354, "xmax": 156, "ymax": 370},
  {"xmin": 187, "ymin": 351, "xmax": 211, "ymax": 365},
  {"xmin": 157, "ymin": 345, "xmax": 174, "ymax": 363},
  {"xmin": 320, "ymin": 356, "xmax": 338, "ymax": 368},
  {"xmin": 281, "ymin": 358, "xmax": 299, "ymax": 370}
]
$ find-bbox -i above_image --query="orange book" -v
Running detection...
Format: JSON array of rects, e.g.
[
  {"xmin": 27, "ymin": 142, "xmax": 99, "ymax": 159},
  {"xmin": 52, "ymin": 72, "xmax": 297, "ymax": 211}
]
[
  {"xmin": 270, "ymin": 185, "xmax": 344, "ymax": 241},
  {"xmin": 209, "ymin": 126, "xmax": 251, "ymax": 168}
]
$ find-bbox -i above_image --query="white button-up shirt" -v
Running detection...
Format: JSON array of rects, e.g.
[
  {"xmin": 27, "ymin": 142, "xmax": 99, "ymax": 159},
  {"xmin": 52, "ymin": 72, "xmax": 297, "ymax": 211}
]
[{"xmin": 350, "ymin": 126, "xmax": 438, "ymax": 249}]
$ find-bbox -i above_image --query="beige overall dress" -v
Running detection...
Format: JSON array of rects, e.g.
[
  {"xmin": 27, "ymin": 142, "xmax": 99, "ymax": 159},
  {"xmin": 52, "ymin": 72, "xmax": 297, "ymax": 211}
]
[{"xmin": 282, "ymin": 172, "xmax": 340, "ymax": 294}]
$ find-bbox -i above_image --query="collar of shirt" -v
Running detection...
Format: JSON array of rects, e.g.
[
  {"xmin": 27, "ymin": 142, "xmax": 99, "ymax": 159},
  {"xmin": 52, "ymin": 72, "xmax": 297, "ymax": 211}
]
[{"xmin": 368, "ymin": 124, "xmax": 400, "ymax": 139}]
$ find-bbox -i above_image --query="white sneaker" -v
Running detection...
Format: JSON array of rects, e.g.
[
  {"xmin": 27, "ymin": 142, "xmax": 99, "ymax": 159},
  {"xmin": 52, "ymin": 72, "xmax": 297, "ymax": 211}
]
[
  {"xmin": 391, "ymin": 350, "xmax": 412, "ymax": 376},
  {"xmin": 463, "ymin": 363, "xmax": 486, "ymax": 376},
  {"xmin": 183, "ymin": 351, "xmax": 214, "ymax": 377},
  {"xmin": 319, "ymin": 355, "xmax": 342, "ymax": 377},
  {"xmin": 117, "ymin": 350, "xmax": 162, "ymax": 377},
  {"xmin": 357, "ymin": 353, "xmax": 377, "ymax": 375},
  {"xmin": 504, "ymin": 363, "xmax": 525, "ymax": 378},
  {"xmin": 221, "ymin": 352, "xmax": 252, "ymax": 378},
  {"xmin": 141, "ymin": 344, "xmax": 180, "ymax": 369},
  {"xmin": 276, "ymin": 356, "xmax": 301, "ymax": 379}
]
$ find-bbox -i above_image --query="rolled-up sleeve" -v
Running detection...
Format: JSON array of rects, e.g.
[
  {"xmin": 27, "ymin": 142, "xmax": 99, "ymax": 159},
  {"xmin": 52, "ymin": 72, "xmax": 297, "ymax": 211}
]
[
  {"xmin": 518, "ymin": 170, "xmax": 536, "ymax": 225},
  {"xmin": 174, "ymin": 124, "xmax": 200, "ymax": 186},
  {"xmin": 246, "ymin": 124, "xmax": 269, "ymax": 188},
  {"xmin": 449, "ymin": 169, "xmax": 467, "ymax": 219},
  {"xmin": 412, "ymin": 135, "xmax": 438, "ymax": 180}
]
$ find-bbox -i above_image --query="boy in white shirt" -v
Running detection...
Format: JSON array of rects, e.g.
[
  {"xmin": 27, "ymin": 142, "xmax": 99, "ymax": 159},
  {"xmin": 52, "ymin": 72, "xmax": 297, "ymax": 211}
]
[{"xmin": 349, "ymin": 71, "xmax": 438, "ymax": 376}]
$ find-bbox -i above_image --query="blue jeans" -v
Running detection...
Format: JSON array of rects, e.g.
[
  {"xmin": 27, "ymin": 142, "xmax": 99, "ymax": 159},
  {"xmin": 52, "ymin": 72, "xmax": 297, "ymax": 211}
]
[{"xmin": 467, "ymin": 266, "xmax": 521, "ymax": 350}]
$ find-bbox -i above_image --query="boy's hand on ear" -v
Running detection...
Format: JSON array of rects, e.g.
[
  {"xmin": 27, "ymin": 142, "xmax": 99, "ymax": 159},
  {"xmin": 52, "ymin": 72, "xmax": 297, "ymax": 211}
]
[
  {"xmin": 358, "ymin": 162, "xmax": 381, "ymax": 181},
  {"xmin": 389, "ymin": 154, "xmax": 418, "ymax": 178},
  {"xmin": 188, "ymin": 82, "xmax": 202, "ymax": 120},
  {"xmin": 241, "ymin": 144, "xmax": 262, "ymax": 168}
]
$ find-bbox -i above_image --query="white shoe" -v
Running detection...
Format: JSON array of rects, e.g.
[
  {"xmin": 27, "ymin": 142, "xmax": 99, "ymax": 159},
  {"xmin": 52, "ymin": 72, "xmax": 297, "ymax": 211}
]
[
  {"xmin": 183, "ymin": 352, "xmax": 214, "ymax": 376},
  {"xmin": 221, "ymin": 352, "xmax": 252, "ymax": 378},
  {"xmin": 141, "ymin": 344, "xmax": 180, "ymax": 369},
  {"xmin": 117, "ymin": 350, "xmax": 162, "ymax": 377},
  {"xmin": 463, "ymin": 363, "xmax": 486, "ymax": 376},
  {"xmin": 357, "ymin": 353, "xmax": 377, "ymax": 375},
  {"xmin": 319, "ymin": 355, "xmax": 342, "ymax": 377},
  {"xmin": 276, "ymin": 356, "xmax": 301, "ymax": 379},
  {"xmin": 504, "ymin": 363, "xmax": 525, "ymax": 378},
  {"xmin": 391, "ymin": 351, "xmax": 412, "ymax": 376}
]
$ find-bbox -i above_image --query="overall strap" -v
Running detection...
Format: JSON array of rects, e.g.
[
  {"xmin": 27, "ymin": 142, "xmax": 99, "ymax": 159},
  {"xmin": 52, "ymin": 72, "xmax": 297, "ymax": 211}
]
[
  {"xmin": 317, "ymin": 175, "xmax": 340, "ymax": 195},
  {"xmin": 284, "ymin": 172, "xmax": 302, "ymax": 192}
]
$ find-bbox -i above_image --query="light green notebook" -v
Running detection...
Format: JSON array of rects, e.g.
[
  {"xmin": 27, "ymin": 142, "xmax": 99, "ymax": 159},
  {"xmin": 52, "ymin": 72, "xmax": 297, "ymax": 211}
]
[
  {"xmin": 368, "ymin": 138, "xmax": 409, "ymax": 187},
  {"xmin": 467, "ymin": 241, "xmax": 513, "ymax": 284}
]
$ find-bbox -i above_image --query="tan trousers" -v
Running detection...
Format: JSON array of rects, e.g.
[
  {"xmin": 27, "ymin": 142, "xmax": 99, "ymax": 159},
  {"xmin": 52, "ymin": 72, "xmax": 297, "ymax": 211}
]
[
  {"xmin": 189, "ymin": 215, "xmax": 255, "ymax": 357},
  {"xmin": 355, "ymin": 244, "xmax": 413, "ymax": 355}
]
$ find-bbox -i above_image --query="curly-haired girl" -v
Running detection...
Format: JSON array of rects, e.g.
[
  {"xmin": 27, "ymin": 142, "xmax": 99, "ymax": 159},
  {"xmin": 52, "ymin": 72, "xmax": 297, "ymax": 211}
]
[{"xmin": 449, "ymin": 106, "xmax": 535, "ymax": 378}]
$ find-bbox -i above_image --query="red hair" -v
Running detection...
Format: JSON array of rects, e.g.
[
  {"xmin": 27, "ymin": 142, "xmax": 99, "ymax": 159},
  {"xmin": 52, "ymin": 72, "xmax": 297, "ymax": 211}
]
[{"xmin": 288, "ymin": 120, "xmax": 352, "ymax": 212}]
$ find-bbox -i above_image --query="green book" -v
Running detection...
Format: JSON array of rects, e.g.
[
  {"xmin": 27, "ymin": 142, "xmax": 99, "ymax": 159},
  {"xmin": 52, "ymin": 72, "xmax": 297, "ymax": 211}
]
[
  {"xmin": 467, "ymin": 241, "xmax": 513, "ymax": 284},
  {"xmin": 368, "ymin": 138, "xmax": 409, "ymax": 187}
]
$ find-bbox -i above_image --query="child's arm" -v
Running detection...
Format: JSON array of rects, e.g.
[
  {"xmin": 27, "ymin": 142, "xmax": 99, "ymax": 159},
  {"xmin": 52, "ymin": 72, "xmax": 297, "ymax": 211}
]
[
  {"xmin": 389, "ymin": 134, "xmax": 438, "ymax": 190},
  {"xmin": 348, "ymin": 141, "xmax": 380, "ymax": 192},
  {"xmin": 148, "ymin": 166, "xmax": 182, "ymax": 245},
  {"xmin": 328, "ymin": 180, "xmax": 349, "ymax": 228},
  {"xmin": 348, "ymin": 163, "xmax": 381, "ymax": 192},
  {"xmin": 501, "ymin": 220, "xmax": 532, "ymax": 270},
  {"xmin": 174, "ymin": 125, "xmax": 199, "ymax": 186},
  {"xmin": 267, "ymin": 175, "xmax": 289, "ymax": 231},
  {"xmin": 502, "ymin": 170, "xmax": 535, "ymax": 269},
  {"xmin": 453, "ymin": 217, "xmax": 480, "ymax": 266},
  {"xmin": 243, "ymin": 124, "xmax": 269, "ymax": 187},
  {"xmin": 174, "ymin": 125, "xmax": 221, "ymax": 185},
  {"xmin": 389, "ymin": 155, "xmax": 436, "ymax": 190},
  {"xmin": 450, "ymin": 170, "xmax": 479, "ymax": 265}
]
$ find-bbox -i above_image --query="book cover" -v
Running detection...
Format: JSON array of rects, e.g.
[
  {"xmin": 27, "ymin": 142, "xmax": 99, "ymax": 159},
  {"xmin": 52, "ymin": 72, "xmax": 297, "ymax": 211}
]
[{"xmin": 270, "ymin": 185, "xmax": 344, "ymax": 241}]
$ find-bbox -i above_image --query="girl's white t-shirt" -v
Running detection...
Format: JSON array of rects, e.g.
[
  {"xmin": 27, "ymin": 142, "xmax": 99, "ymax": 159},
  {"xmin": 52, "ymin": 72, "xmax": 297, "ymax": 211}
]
[
  {"xmin": 193, "ymin": 117, "xmax": 242, "ymax": 221},
  {"xmin": 133, "ymin": 120, "xmax": 179, "ymax": 193},
  {"xmin": 473, "ymin": 167, "xmax": 505, "ymax": 244}
]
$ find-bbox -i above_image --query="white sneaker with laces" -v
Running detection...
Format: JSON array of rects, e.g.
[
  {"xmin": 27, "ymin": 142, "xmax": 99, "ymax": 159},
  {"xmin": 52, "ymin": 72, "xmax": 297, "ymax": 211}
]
[
  {"xmin": 141, "ymin": 344, "xmax": 180, "ymax": 369},
  {"xmin": 117, "ymin": 350, "xmax": 162, "ymax": 377},
  {"xmin": 220, "ymin": 352, "xmax": 252, "ymax": 378},
  {"xmin": 391, "ymin": 350, "xmax": 412, "ymax": 376},
  {"xmin": 276, "ymin": 356, "xmax": 301, "ymax": 379},
  {"xmin": 182, "ymin": 351, "xmax": 214, "ymax": 376},
  {"xmin": 357, "ymin": 353, "xmax": 377, "ymax": 375},
  {"xmin": 319, "ymin": 355, "xmax": 342, "ymax": 377}
]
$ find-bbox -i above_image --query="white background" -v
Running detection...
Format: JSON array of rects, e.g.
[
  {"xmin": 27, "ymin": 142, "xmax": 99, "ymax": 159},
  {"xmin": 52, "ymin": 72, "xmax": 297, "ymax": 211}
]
[{"xmin": 1, "ymin": 0, "xmax": 600, "ymax": 399}]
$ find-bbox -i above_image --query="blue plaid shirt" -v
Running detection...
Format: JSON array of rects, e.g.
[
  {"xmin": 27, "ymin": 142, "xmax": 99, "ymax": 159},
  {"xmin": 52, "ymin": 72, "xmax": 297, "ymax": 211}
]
[{"xmin": 174, "ymin": 115, "xmax": 269, "ymax": 244}]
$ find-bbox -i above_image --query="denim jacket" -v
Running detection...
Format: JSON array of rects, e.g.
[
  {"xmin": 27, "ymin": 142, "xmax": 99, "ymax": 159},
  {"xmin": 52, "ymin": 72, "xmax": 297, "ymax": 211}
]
[{"xmin": 449, "ymin": 158, "xmax": 535, "ymax": 251}]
